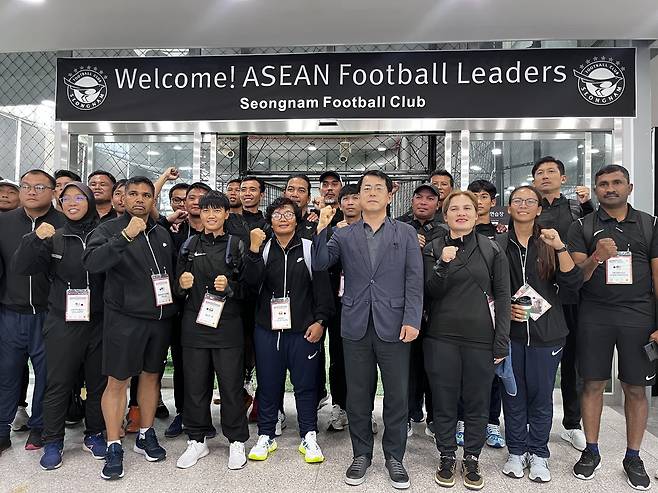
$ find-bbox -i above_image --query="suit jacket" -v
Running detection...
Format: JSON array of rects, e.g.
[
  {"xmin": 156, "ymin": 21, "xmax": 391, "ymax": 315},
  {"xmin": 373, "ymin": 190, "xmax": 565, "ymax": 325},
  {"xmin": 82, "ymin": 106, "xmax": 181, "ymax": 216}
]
[{"xmin": 313, "ymin": 217, "xmax": 423, "ymax": 342}]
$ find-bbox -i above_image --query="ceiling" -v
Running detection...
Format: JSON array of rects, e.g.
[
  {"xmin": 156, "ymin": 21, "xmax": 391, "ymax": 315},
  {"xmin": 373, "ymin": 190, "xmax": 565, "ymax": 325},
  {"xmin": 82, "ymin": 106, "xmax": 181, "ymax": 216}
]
[{"xmin": 1, "ymin": 0, "xmax": 657, "ymax": 54}]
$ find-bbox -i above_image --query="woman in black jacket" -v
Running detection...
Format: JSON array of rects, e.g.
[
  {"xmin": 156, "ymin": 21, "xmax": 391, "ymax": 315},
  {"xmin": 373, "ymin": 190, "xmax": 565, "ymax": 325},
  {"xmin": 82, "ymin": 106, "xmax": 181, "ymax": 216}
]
[
  {"xmin": 243, "ymin": 197, "xmax": 334, "ymax": 465},
  {"xmin": 423, "ymin": 190, "xmax": 510, "ymax": 490},
  {"xmin": 174, "ymin": 191, "xmax": 249, "ymax": 471},
  {"xmin": 13, "ymin": 182, "xmax": 106, "ymax": 471},
  {"xmin": 501, "ymin": 186, "xmax": 582, "ymax": 483}
]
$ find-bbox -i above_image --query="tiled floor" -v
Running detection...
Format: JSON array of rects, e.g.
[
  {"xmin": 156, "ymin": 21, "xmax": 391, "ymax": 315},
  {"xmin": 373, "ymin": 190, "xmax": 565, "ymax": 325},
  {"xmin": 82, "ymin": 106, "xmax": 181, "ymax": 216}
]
[{"xmin": 2, "ymin": 390, "xmax": 658, "ymax": 493}]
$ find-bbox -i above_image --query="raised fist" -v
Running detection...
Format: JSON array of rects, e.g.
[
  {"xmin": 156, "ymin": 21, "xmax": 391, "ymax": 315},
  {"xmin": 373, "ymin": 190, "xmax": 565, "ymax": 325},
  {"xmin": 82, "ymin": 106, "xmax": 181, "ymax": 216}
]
[
  {"xmin": 594, "ymin": 237, "xmax": 618, "ymax": 262},
  {"xmin": 161, "ymin": 166, "xmax": 179, "ymax": 182},
  {"xmin": 214, "ymin": 275, "xmax": 228, "ymax": 292},
  {"xmin": 441, "ymin": 246, "xmax": 458, "ymax": 263},
  {"xmin": 250, "ymin": 228, "xmax": 267, "ymax": 253},
  {"xmin": 317, "ymin": 205, "xmax": 336, "ymax": 233},
  {"xmin": 124, "ymin": 216, "xmax": 147, "ymax": 239},
  {"xmin": 35, "ymin": 222, "xmax": 56, "ymax": 240},
  {"xmin": 575, "ymin": 186, "xmax": 590, "ymax": 204},
  {"xmin": 539, "ymin": 228, "xmax": 565, "ymax": 250},
  {"xmin": 179, "ymin": 272, "xmax": 194, "ymax": 290}
]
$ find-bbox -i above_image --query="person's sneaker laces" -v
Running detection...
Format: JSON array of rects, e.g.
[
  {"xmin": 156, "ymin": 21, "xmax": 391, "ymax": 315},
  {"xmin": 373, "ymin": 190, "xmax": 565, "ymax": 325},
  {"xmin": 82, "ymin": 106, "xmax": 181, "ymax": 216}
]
[
  {"xmin": 528, "ymin": 454, "xmax": 551, "ymax": 483},
  {"xmin": 228, "ymin": 441, "xmax": 247, "ymax": 470},
  {"xmin": 176, "ymin": 439, "xmax": 209, "ymax": 469},
  {"xmin": 462, "ymin": 455, "xmax": 484, "ymax": 490},
  {"xmin": 299, "ymin": 431, "xmax": 324, "ymax": 463},
  {"xmin": 434, "ymin": 454, "xmax": 457, "ymax": 487},
  {"xmin": 345, "ymin": 455, "xmax": 371, "ymax": 486},
  {"xmin": 561, "ymin": 428, "xmax": 586, "ymax": 451},
  {"xmin": 573, "ymin": 448, "xmax": 601, "ymax": 480},
  {"xmin": 275, "ymin": 411, "xmax": 287, "ymax": 436},
  {"xmin": 165, "ymin": 414, "xmax": 184, "ymax": 438},
  {"xmin": 328, "ymin": 405, "xmax": 348, "ymax": 431},
  {"xmin": 623, "ymin": 456, "xmax": 651, "ymax": 491},
  {"xmin": 134, "ymin": 428, "xmax": 166, "ymax": 462},
  {"xmin": 25, "ymin": 428, "xmax": 43, "ymax": 450},
  {"xmin": 456, "ymin": 421, "xmax": 465, "ymax": 447},
  {"xmin": 502, "ymin": 453, "xmax": 528, "ymax": 479},
  {"xmin": 485, "ymin": 424, "xmax": 505, "ymax": 448},
  {"xmin": 248, "ymin": 434, "xmax": 277, "ymax": 461},
  {"xmin": 101, "ymin": 443, "xmax": 124, "ymax": 480},
  {"xmin": 385, "ymin": 457, "xmax": 410, "ymax": 489},
  {"xmin": 40, "ymin": 441, "xmax": 63, "ymax": 470},
  {"xmin": 11, "ymin": 406, "xmax": 30, "ymax": 432},
  {"xmin": 83, "ymin": 432, "xmax": 107, "ymax": 459}
]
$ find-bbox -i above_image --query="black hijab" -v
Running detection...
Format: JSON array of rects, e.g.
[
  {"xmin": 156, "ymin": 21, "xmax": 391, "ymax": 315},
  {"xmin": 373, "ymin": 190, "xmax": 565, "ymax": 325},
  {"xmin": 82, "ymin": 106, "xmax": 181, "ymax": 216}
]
[{"xmin": 60, "ymin": 181, "xmax": 100, "ymax": 234}]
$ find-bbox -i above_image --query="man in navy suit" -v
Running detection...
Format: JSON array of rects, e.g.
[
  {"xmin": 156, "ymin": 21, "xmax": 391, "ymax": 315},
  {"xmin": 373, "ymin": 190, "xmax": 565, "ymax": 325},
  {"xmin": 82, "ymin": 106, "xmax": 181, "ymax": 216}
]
[{"xmin": 313, "ymin": 170, "xmax": 423, "ymax": 490}]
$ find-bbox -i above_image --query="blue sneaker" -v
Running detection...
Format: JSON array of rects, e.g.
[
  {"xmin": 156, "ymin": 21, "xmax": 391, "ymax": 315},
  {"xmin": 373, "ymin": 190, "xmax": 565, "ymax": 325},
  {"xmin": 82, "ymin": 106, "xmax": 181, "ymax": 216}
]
[
  {"xmin": 456, "ymin": 421, "xmax": 465, "ymax": 447},
  {"xmin": 83, "ymin": 432, "xmax": 107, "ymax": 459},
  {"xmin": 486, "ymin": 424, "xmax": 506, "ymax": 448},
  {"xmin": 165, "ymin": 414, "xmax": 183, "ymax": 438},
  {"xmin": 101, "ymin": 443, "xmax": 124, "ymax": 480},
  {"xmin": 40, "ymin": 441, "xmax": 63, "ymax": 470},
  {"xmin": 134, "ymin": 428, "xmax": 166, "ymax": 462}
]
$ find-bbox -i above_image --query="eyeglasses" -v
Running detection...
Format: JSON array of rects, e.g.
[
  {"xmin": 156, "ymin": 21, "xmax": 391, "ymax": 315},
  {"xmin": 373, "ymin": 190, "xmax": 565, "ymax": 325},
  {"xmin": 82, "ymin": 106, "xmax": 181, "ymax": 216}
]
[
  {"xmin": 20, "ymin": 183, "xmax": 53, "ymax": 194},
  {"xmin": 171, "ymin": 197, "xmax": 185, "ymax": 204},
  {"xmin": 61, "ymin": 194, "xmax": 88, "ymax": 205},
  {"xmin": 361, "ymin": 184, "xmax": 387, "ymax": 193},
  {"xmin": 271, "ymin": 211, "xmax": 295, "ymax": 221},
  {"xmin": 510, "ymin": 198, "xmax": 539, "ymax": 207}
]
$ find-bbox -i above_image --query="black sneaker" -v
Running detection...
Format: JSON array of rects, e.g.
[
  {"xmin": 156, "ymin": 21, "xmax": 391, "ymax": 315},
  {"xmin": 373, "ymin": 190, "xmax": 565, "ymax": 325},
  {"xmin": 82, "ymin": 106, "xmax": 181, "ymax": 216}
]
[
  {"xmin": 0, "ymin": 436, "xmax": 11, "ymax": 456},
  {"xmin": 435, "ymin": 454, "xmax": 457, "ymax": 487},
  {"xmin": 573, "ymin": 448, "xmax": 601, "ymax": 480},
  {"xmin": 25, "ymin": 428, "xmax": 43, "ymax": 450},
  {"xmin": 134, "ymin": 428, "xmax": 166, "ymax": 462},
  {"xmin": 65, "ymin": 391, "xmax": 85, "ymax": 426},
  {"xmin": 623, "ymin": 456, "xmax": 651, "ymax": 490},
  {"xmin": 385, "ymin": 457, "xmax": 410, "ymax": 489},
  {"xmin": 155, "ymin": 397, "xmax": 169, "ymax": 419},
  {"xmin": 462, "ymin": 455, "xmax": 484, "ymax": 490},
  {"xmin": 101, "ymin": 443, "xmax": 124, "ymax": 480},
  {"xmin": 345, "ymin": 455, "xmax": 371, "ymax": 486}
]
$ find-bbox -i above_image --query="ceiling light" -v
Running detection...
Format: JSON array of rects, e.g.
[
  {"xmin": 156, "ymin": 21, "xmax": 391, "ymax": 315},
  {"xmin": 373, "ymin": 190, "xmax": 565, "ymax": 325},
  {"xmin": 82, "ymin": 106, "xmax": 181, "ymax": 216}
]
[
  {"xmin": 491, "ymin": 148, "xmax": 502, "ymax": 155},
  {"xmin": 19, "ymin": 0, "xmax": 46, "ymax": 4},
  {"xmin": 307, "ymin": 144, "xmax": 317, "ymax": 151},
  {"xmin": 178, "ymin": 166, "xmax": 192, "ymax": 171},
  {"xmin": 591, "ymin": 148, "xmax": 600, "ymax": 154},
  {"xmin": 570, "ymin": 157, "xmax": 578, "ymax": 163},
  {"xmin": 316, "ymin": 161, "xmax": 324, "ymax": 165},
  {"xmin": 256, "ymin": 161, "xmax": 265, "ymax": 165},
  {"xmin": 377, "ymin": 146, "xmax": 386, "ymax": 152},
  {"xmin": 577, "ymin": 144, "xmax": 584, "ymax": 149},
  {"xmin": 172, "ymin": 145, "xmax": 183, "ymax": 151},
  {"xmin": 146, "ymin": 150, "xmax": 160, "ymax": 156},
  {"xmin": 470, "ymin": 166, "xmax": 482, "ymax": 171}
]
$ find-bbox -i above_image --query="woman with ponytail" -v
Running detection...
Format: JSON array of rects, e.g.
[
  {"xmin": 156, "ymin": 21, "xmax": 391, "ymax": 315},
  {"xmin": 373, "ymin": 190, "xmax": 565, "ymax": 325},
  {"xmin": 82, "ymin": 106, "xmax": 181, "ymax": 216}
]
[{"xmin": 501, "ymin": 186, "xmax": 583, "ymax": 483}]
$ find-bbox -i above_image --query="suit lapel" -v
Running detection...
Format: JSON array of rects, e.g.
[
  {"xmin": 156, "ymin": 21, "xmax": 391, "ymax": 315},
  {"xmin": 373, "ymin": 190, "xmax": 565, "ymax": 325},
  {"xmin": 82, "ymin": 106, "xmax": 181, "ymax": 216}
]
[
  {"xmin": 371, "ymin": 218, "xmax": 394, "ymax": 277},
  {"xmin": 352, "ymin": 219, "xmax": 372, "ymax": 274}
]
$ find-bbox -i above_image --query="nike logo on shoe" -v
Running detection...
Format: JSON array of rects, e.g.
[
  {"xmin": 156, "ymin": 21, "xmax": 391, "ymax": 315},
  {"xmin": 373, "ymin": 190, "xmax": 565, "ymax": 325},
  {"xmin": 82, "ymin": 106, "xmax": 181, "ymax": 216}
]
[
  {"xmin": 297, "ymin": 258, "xmax": 304, "ymax": 263},
  {"xmin": 647, "ymin": 374, "xmax": 656, "ymax": 381},
  {"xmin": 308, "ymin": 351, "xmax": 318, "ymax": 360},
  {"xmin": 552, "ymin": 347, "xmax": 563, "ymax": 356}
]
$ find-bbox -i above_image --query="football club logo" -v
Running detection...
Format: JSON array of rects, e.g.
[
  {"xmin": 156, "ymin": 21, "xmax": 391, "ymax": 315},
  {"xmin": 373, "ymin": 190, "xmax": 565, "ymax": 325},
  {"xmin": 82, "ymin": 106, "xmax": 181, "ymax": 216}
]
[
  {"xmin": 64, "ymin": 66, "xmax": 108, "ymax": 110},
  {"xmin": 573, "ymin": 57, "xmax": 625, "ymax": 106}
]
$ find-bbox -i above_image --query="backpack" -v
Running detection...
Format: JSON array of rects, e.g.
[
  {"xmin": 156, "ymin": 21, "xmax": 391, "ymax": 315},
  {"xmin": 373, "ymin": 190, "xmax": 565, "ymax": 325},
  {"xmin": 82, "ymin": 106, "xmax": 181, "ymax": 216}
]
[
  {"xmin": 567, "ymin": 199, "xmax": 583, "ymax": 222},
  {"xmin": 262, "ymin": 237, "xmax": 313, "ymax": 279},
  {"xmin": 180, "ymin": 234, "xmax": 241, "ymax": 277},
  {"xmin": 578, "ymin": 210, "xmax": 656, "ymax": 253}
]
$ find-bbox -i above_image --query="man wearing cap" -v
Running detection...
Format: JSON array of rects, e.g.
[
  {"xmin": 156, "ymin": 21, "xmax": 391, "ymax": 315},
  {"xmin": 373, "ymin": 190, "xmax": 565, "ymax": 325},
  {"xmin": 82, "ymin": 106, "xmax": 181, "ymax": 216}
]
[
  {"xmin": 318, "ymin": 171, "xmax": 345, "ymax": 225},
  {"xmin": 0, "ymin": 179, "xmax": 20, "ymax": 213}
]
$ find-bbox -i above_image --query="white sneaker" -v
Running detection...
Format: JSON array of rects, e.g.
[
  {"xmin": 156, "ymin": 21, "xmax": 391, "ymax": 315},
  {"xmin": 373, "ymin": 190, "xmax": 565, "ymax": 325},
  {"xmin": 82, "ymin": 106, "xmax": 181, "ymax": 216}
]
[
  {"xmin": 328, "ymin": 405, "xmax": 348, "ymax": 431},
  {"xmin": 371, "ymin": 415, "xmax": 378, "ymax": 435},
  {"xmin": 528, "ymin": 454, "xmax": 551, "ymax": 482},
  {"xmin": 176, "ymin": 440, "xmax": 209, "ymax": 469},
  {"xmin": 275, "ymin": 411, "xmax": 287, "ymax": 436},
  {"xmin": 248, "ymin": 435, "xmax": 277, "ymax": 461},
  {"xmin": 561, "ymin": 428, "xmax": 586, "ymax": 452},
  {"xmin": 299, "ymin": 431, "xmax": 324, "ymax": 463},
  {"xmin": 502, "ymin": 453, "xmax": 529, "ymax": 479},
  {"xmin": 11, "ymin": 406, "xmax": 30, "ymax": 432},
  {"xmin": 228, "ymin": 441, "xmax": 247, "ymax": 470}
]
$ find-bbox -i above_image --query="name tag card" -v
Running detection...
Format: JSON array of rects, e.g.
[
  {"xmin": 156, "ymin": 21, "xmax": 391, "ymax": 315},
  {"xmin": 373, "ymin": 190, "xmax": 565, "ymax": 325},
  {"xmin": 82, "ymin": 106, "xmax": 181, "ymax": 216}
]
[
  {"xmin": 152, "ymin": 274, "xmax": 173, "ymax": 306},
  {"xmin": 606, "ymin": 251, "xmax": 633, "ymax": 285},
  {"xmin": 196, "ymin": 293, "xmax": 226, "ymax": 328},
  {"xmin": 270, "ymin": 297, "xmax": 292, "ymax": 330},
  {"xmin": 486, "ymin": 294, "xmax": 496, "ymax": 327},
  {"xmin": 513, "ymin": 283, "xmax": 552, "ymax": 321},
  {"xmin": 65, "ymin": 289, "xmax": 91, "ymax": 322}
]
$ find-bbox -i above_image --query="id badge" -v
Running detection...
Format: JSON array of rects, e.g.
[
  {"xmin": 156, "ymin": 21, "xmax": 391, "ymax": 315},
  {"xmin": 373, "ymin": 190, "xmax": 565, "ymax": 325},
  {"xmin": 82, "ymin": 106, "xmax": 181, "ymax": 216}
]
[
  {"xmin": 196, "ymin": 293, "xmax": 226, "ymax": 328},
  {"xmin": 270, "ymin": 297, "xmax": 292, "ymax": 330},
  {"xmin": 65, "ymin": 289, "xmax": 91, "ymax": 322},
  {"xmin": 338, "ymin": 272, "xmax": 345, "ymax": 298},
  {"xmin": 606, "ymin": 251, "xmax": 633, "ymax": 285},
  {"xmin": 151, "ymin": 274, "xmax": 173, "ymax": 306},
  {"xmin": 486, "ymin": 294, "xmax": 496, "ymax": 328}
]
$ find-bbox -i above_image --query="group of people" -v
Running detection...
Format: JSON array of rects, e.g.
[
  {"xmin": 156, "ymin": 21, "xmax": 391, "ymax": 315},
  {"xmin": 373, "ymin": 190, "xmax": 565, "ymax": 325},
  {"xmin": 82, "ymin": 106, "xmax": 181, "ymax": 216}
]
[{"xmin": 0, "ymin": 156, "xmax": 656, "ymax": 491}]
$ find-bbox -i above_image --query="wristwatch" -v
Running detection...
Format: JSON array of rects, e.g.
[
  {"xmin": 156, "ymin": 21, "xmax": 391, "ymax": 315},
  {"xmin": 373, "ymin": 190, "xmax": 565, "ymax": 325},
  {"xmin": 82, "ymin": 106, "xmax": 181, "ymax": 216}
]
[
  {"xmin": 316, "ymin": 320, "xmax": 326, "ymax": 328},
  {"xmin": 555, "ymin": 246, "xmax": 567, "ymax": 254}
]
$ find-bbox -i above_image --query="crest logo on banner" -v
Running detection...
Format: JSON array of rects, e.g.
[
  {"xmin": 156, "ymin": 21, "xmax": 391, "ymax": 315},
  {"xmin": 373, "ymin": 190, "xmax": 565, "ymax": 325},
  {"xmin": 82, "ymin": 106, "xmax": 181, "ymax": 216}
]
[
  {"xmin": 573, "ymin": 57, "xmax": 625, "ymax": 106},
  {"xmin": 64, "ymin": 66, "xmax": 108, "ymax": 110}
]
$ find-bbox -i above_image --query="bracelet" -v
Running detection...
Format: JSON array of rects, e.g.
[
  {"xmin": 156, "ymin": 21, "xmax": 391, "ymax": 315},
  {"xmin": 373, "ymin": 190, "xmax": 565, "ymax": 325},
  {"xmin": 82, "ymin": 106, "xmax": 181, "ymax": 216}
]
[
  {"xmin": 121, "ymin": 230, "xmax": 133, "ymax": 242},
  {"xmin": 555, "ymin": 246, "xmax": 567, "ymax": 254},
  {"xmin": 592, "ymin": 252, "xmax": 604, "ymax": 264}
]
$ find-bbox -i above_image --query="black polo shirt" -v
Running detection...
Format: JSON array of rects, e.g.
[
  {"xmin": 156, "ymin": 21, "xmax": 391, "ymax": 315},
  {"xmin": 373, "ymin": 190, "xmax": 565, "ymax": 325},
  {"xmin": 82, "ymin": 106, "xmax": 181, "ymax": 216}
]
[
  {"xmin": 537, "ymin": 194, "xmax": 593, "ymax": 240},
  {"xmin": 567, "ymin": 204, "xmax": 658, "ymax": 327},
  {"xmin": 475, "ymin": 222, "xmax": 497, "ymax": 240}
]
